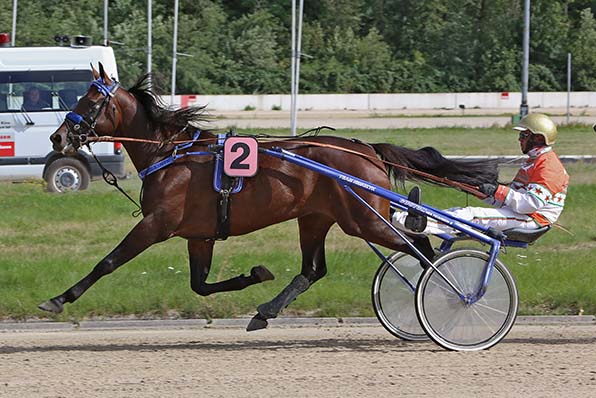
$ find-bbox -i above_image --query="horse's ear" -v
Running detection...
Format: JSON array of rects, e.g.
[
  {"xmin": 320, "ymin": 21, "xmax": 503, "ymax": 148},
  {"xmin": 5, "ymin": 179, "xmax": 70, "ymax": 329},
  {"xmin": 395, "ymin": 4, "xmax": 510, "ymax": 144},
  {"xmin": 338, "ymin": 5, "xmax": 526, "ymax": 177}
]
[
  {"xmin": 98, "ymin": 62, "xmax": 114, "ymax": 85},
  {"xmin": 91, "ymin": 63, "xmax": 100, "ymax": 80}
]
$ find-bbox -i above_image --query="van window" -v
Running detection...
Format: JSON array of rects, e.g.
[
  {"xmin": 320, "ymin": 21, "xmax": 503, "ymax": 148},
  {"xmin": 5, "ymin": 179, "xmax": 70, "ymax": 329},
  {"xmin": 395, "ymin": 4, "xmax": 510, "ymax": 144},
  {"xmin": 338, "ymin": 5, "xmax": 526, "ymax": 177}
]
[{"xmin": 0, "ymin": 70, "xmax": 93, "ymax": 112}]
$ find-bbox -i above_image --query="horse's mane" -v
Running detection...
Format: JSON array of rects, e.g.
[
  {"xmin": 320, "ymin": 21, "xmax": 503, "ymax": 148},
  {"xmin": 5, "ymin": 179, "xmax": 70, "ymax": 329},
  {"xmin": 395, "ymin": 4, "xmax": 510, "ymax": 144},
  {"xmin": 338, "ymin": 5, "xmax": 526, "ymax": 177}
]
[{"xmin": 128, "ymin": 73, "xmax": 210, "ymax": 137}]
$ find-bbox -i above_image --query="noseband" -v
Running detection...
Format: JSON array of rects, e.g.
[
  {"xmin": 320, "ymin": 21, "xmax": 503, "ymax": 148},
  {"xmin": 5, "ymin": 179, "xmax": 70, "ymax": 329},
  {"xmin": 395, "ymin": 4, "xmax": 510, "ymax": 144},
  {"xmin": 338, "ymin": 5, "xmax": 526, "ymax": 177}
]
[{"xmin": 64, "ymin": 78, "xmax": 120, "ymax": 149}]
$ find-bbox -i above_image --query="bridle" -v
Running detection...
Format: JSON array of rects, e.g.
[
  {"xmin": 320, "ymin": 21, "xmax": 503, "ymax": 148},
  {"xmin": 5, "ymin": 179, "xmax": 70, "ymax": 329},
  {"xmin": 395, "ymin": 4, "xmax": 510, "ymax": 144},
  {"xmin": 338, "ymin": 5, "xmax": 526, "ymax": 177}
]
[
  {"xmin": 60, "ymin": 77, "xmax": 143, "ymax": 215},
  {"xmin": 63, "ymin": 78, "xmax": 120, "ymax": 150}
]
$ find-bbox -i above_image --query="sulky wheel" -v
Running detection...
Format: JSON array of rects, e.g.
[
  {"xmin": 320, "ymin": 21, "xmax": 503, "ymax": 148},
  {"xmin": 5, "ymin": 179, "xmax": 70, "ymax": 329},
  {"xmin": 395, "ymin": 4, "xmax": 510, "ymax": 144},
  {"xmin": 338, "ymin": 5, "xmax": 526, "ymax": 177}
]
[
  {"xmin": 372, "ymin": 252, "xmax": 428, "ymax": 341},
  {"xmin": 415, "ymin": 249, "xmax": 518, "ymax": 351}
]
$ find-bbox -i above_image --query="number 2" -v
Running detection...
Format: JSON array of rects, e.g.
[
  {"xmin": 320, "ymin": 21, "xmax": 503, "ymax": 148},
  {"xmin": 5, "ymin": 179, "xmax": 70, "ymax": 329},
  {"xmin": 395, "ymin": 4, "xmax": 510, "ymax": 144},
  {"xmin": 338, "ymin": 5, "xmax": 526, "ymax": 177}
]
[
  {"xmin": 230, "ymin": 142, "xmax": 250, "ymax": 170},
  {"xmin": 224, "ymin": 137, "xmax": 258, "ymax": 177}
]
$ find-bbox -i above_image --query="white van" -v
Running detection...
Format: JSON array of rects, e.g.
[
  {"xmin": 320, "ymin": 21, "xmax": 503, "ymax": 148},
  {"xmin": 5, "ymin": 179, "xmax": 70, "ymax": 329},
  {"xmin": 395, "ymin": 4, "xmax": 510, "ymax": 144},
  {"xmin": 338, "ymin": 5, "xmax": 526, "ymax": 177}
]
[{"xmin": 0, "ymin": 44, "xmax": 125, "ymax": 192}]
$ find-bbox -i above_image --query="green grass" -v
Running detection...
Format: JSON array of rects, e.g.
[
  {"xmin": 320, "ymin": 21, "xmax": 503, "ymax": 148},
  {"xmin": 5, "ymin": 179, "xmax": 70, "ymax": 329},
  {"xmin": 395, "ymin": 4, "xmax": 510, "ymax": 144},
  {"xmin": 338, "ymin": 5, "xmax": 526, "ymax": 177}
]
[{"xmin": 1, "ymin": 125, "xmax": 595, "ymax": 320}]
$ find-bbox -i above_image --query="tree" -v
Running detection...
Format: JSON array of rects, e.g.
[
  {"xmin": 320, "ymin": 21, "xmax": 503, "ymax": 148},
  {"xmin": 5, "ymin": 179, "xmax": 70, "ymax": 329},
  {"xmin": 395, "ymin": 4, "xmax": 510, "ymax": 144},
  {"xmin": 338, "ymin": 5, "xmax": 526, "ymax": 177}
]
[
  {"xmin": 1, "ymin": 0, "xmax": 595, "ymax": 94},
  {"xmin": 216, "ymin": 10, "xmax": 286, "ymax": 93},
  {"xmin": 529, "ymin": 0, "xmax": 570, "ymax": 91},
  {"xmin": 570, "ymin": 8, "xmax": 596, "ymax": 90}
]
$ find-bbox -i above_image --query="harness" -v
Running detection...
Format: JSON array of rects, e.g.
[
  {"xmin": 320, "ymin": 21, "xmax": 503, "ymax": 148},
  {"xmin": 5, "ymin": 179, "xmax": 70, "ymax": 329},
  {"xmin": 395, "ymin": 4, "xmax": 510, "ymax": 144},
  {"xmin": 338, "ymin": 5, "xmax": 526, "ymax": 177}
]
[
  {"xmin": 66, "ymin": 78, "xmax": 495, "ymax": 240},
  {"xmin": 138, "ymin": 131, "xmax": 243, "ymax": 240},
  {"xmin": 64, "ymin": 77, "xmax": 249, "ymax": 239},
  {"xmin": 137, "ymin": 130, "xmax": 210, "ymax": 180}
]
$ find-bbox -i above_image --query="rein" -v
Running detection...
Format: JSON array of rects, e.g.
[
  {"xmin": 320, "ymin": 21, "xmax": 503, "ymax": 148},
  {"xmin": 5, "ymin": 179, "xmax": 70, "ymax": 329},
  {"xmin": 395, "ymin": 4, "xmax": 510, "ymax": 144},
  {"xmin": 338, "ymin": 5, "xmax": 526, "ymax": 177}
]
[
  {"xmin": 83, "ymin": 134, "xmax": 486, "ymax": 197},
  {"xmin": 259, "ymin": 138, "xmax": 486, "ymax": 197},
  {"xmin": 88, "ymin": 147, "xmax": 143, "ymax": 217}
]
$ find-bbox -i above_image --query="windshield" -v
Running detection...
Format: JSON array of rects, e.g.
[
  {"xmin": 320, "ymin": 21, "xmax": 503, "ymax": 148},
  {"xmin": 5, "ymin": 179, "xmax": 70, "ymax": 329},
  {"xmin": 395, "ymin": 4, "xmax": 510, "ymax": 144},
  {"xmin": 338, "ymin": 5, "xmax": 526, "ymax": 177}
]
[{"xmin": 0, "ymin": 70, "xmax": 93, "ymax": 113}]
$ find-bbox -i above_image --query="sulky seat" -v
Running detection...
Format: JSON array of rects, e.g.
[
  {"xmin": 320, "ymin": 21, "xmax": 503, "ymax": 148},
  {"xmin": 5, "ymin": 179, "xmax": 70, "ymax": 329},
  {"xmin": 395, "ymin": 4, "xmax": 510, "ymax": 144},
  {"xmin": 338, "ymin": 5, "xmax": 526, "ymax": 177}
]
[{"xmin": 502, "ymin": 225, "xmax": 551, "ymax": 243}]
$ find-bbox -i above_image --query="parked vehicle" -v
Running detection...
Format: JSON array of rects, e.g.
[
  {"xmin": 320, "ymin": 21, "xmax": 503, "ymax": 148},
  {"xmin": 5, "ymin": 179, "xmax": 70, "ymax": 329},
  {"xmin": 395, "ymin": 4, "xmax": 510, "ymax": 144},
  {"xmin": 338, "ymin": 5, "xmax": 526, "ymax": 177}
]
[{"xmin": 0, "ymin": 38, "xmax": 125, "ymax": 192}]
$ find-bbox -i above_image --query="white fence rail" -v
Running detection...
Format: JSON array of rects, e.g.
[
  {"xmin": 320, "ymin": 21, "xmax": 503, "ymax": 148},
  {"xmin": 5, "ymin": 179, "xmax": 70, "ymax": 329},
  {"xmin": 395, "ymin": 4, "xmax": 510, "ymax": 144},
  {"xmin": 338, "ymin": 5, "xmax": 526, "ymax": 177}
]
[{"xmin": 167, "ymin": 92, "xmax": 596, "ymax": 112}]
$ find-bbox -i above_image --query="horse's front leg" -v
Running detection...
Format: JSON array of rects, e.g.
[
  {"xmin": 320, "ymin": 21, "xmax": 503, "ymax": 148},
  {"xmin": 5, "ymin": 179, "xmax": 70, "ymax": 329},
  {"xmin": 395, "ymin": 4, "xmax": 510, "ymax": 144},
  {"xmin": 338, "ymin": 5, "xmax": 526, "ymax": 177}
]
[
  {"xmin": 187, "ymin": 239, "xmax": 274, "ymax": 296},
  {"xmin": 38, "ymin": 214, "xmax": 169, "ymax": 314}
]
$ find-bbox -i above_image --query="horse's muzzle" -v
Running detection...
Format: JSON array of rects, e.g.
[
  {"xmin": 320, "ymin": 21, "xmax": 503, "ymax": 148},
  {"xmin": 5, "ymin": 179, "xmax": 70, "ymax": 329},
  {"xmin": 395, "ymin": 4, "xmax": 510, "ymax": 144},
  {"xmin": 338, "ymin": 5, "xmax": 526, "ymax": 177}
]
[
  {"xmin": 50, "ymin": 131, "xmax": 65, "ymax": 150},
  {"xmin": 50, "ymin": 129, "xmax": 77, "ymax": 154},
  {"xmin": 50, "ymin": 131, "xmax": 63, "ymax": 148}
]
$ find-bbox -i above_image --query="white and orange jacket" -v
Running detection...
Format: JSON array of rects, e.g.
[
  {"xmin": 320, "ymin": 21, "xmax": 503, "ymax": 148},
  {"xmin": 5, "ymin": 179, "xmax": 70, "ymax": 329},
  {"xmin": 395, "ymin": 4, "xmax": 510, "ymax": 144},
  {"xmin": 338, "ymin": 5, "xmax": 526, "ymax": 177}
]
[{"xmin": 488, "ymin": 146, "xmax": 569, "ymax": 226}]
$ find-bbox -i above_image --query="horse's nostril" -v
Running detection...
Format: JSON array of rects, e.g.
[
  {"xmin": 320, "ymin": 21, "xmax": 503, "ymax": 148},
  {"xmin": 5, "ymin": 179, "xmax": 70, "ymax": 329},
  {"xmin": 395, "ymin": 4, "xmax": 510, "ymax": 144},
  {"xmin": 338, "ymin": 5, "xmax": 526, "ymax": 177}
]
[{"xmin": 51, "ymin": 133, "xmax": 61, "ymax": 144}]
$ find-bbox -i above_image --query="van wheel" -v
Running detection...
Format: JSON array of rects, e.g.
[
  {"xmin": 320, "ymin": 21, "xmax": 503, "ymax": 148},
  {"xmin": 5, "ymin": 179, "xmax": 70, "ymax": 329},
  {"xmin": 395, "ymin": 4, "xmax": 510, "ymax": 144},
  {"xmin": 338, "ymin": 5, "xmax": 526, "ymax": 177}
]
[{"xmin": 45, "ymin": 158, "xmax": 90, "ymax": 193}]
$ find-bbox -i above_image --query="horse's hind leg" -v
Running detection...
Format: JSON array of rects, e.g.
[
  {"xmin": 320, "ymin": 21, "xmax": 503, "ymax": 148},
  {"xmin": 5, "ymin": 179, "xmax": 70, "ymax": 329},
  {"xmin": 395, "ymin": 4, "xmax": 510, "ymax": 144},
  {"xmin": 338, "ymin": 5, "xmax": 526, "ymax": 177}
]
[
  {"xmin": 247, "ymin": 213, "xmax": 334, "ymax": 331},
  {"xmin": 187, "ymin": 239, "xmax": 274, "ymax": 296}
]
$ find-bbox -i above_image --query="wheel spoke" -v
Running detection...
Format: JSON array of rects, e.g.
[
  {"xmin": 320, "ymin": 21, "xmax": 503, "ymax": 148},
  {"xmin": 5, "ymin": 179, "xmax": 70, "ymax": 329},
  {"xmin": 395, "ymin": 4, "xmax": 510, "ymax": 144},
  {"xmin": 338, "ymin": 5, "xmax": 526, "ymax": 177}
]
[
  {"xmin": 374, "ymin": 253, "xmax": 427, "ymax": 341},
  {"xmin": 417, "ymin": 249, "xmax": 518, "ymax": 351}
]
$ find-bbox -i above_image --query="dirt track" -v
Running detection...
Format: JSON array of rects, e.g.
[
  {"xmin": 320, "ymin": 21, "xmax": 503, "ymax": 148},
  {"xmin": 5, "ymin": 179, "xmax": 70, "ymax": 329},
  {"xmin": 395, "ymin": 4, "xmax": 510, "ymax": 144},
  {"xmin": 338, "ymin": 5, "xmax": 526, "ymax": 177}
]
[{"xmin": 1, "ymin": 323, "xmax": 595, "ymax": 397}]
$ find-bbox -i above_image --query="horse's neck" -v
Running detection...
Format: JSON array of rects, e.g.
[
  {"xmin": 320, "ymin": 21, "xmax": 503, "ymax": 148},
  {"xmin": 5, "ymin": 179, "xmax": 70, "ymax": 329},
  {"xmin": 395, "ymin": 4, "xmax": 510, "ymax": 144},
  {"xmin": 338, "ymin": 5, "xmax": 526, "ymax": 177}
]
[
  {"xmin": 115, "ymin": 96, "xmax": 213, "ymax": 173},
  {"xmin": 117, "ymin": 107, "xmax": 167, "ymax": 173}
]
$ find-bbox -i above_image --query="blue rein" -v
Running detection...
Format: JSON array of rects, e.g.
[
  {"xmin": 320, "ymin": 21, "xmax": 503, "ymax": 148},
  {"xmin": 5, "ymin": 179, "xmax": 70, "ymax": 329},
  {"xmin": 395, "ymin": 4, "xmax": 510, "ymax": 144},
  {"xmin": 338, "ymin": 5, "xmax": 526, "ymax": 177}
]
[{"xmin": 138, "ymin": 130, "xmax": 211, "ymax": 180}]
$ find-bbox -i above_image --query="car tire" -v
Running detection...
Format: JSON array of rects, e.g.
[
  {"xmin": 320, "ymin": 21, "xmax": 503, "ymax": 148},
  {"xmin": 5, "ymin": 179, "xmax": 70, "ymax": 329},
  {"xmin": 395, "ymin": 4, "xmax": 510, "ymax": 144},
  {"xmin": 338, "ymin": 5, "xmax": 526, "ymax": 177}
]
[{"xmin": 45, "ymin": 157, "xmax": 90, "ymax": 193}]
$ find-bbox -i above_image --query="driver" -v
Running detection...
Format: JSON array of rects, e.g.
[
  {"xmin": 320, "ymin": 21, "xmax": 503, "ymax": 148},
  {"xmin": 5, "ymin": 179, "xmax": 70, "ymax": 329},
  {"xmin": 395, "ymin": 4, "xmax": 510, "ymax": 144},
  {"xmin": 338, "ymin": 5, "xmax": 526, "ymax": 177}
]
[
  {"xmin": 392, "ymin": 113, "xmax": 569, "ymax": 235},
  {"xmin": 23, "ymin": 87, "xmax": 51, "ymax": 111}
]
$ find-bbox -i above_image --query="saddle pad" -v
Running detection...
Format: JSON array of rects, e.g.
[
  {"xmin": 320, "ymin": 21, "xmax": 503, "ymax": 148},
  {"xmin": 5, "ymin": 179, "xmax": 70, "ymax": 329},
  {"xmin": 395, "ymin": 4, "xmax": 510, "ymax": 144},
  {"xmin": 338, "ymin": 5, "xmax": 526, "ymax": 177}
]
[{"xmin": 213, "ymin": 133, "xmax": 243, "ymax": 194}]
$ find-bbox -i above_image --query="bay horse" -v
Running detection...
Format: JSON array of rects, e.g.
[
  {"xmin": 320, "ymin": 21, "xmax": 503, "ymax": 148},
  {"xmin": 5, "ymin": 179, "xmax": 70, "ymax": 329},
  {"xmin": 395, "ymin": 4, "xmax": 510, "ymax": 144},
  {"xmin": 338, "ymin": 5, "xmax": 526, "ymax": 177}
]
[{"xmin": 40, "ymin": 64, "xmax": 498, "ymax": 330}]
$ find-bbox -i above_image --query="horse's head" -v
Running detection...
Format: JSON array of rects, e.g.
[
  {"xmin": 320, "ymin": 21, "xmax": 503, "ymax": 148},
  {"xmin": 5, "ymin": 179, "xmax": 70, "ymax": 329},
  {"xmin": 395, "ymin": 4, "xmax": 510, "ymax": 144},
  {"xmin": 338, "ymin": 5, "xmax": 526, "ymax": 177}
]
[{"xmin": 50, "ymin": 63, "xmax": 122, "ymax": 154}]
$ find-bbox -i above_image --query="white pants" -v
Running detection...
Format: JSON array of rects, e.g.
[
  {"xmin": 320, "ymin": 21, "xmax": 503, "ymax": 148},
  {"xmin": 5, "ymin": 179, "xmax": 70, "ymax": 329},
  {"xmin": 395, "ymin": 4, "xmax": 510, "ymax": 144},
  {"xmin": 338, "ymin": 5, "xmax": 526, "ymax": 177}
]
[{"xmin": 392, "ymin": 206, "xmax": 541, "ymax": 235}]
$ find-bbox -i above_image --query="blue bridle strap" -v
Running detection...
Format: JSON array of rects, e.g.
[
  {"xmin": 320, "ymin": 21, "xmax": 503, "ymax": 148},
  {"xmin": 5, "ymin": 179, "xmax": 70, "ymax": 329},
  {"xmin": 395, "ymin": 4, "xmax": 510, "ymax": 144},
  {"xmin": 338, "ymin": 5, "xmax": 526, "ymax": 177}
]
[
  {"xmin": 138, "ymin": 130, "xmax": 211, "ymax": 180},
  {"xmin": 66, "ymin": 111, "xmax": 84, "ymax": 124},
  {"xmin": 65, "ymin": 78, "xmax": 120, "ymax": 130},
  {"xmin": 91, "ymin": 78, "xmax": 119, "ymax": 97}
]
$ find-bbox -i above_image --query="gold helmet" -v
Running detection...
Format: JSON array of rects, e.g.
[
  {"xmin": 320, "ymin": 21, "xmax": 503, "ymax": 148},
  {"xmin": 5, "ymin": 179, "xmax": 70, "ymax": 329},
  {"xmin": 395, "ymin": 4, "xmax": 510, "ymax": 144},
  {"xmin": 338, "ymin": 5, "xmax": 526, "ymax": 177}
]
[{"xmin": 513, "ymin": 113, "xmax": 557, "ymax": 145}]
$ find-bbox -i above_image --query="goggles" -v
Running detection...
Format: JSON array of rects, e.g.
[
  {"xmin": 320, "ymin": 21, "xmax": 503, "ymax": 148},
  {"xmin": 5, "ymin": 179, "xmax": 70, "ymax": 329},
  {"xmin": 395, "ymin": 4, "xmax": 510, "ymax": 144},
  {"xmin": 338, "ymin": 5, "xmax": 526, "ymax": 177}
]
[{"xmin": 518, "ymin": 130, "xmax": 533, "ymax": 140}]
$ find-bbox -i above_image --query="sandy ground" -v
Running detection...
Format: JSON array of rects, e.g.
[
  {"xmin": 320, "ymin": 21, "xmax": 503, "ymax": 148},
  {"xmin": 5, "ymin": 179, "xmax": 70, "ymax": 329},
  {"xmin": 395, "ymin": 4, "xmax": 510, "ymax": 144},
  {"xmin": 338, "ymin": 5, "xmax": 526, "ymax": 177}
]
[{"xmin": 1, "ymin": 322, "xmax": 595, "ymax": 398}]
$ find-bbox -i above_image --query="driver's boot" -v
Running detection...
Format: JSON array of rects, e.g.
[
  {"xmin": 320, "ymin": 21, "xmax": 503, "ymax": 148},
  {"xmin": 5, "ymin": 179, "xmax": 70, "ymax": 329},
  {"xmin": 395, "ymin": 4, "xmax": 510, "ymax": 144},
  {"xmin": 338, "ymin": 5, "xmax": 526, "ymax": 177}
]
[{"xmin": 404, "ymin": 186, "xmax": 427, "ymax": 233}]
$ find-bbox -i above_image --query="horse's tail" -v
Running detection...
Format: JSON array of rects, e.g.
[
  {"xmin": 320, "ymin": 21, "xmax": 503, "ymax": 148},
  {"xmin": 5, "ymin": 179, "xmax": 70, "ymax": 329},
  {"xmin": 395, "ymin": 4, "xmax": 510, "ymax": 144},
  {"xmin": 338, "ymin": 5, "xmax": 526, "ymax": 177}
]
[{"xmin": 371, "ymin": 143, "xmax": 499, "ymax": 188}]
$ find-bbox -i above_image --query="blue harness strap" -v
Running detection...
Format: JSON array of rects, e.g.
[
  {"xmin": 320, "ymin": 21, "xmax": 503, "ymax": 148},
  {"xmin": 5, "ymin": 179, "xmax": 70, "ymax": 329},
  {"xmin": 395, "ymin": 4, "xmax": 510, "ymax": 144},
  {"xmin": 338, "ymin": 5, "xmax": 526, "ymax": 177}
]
[
  {"xmin": 65, "ymin": 78, "xmax": 120, "ymax": 130},
  {"xmin": 138, "ymin": 131, "xmax": 245, "ymax": 199},
  {"xmin": 66, "ymin": 112, "xmax": 84, "ymax": 124},
  {"xmin": 138, "ymin": 130, "xmax": 210, "ymax": 180},
  {"xmin": 91, "ymin": 79, "xmax": 118, "ymax": 97},
  {"xmin": 213, "ymin": 133, "xmax": 243, "ymax": 194}
]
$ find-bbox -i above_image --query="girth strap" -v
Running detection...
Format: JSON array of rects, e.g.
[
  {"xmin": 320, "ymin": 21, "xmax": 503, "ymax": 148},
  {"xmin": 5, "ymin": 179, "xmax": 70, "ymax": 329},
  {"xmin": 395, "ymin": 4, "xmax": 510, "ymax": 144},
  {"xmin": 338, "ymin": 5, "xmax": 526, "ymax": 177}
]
[
  {"xmin": 214, "ymin": 133, "xmax": 240, "ymax": 240},
  {"xmin": 216, "ymin": 187, "xmax": 232, "ymax": 240}
]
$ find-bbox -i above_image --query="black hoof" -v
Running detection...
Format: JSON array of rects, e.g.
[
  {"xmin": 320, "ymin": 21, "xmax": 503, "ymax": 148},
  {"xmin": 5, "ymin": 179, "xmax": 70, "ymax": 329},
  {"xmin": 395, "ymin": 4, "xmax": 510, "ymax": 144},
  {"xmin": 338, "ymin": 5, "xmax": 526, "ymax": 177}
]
[
  {"xmin": 246, "ymin": 313, "xmax": 269, "ymax": 332},
  {"xmin": 251, "ymin": 265, "xmax": 275, "ymax": 282},
  {"xmin": 38, "ymin": 298, "xmax": 64, "ymax": 314}
]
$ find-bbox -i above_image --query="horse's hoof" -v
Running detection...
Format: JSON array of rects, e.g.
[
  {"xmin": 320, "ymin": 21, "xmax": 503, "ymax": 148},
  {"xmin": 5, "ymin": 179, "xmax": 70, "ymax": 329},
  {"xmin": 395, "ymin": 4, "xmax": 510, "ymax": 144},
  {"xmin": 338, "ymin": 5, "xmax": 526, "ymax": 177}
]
[
  {"xmin": 256, "ymin": 302, "xmax": 279, "ymax": 319},
  {"xmin": 246, "ymin": 313, "xmax": 269, "ymax": 332},
  {"xmin": 251, "ymin": 265, "xmax": 275, "ymax": 282},
  {"xmin": 38, "ymin": 299, "xmax": 64, "ymax": 314}
]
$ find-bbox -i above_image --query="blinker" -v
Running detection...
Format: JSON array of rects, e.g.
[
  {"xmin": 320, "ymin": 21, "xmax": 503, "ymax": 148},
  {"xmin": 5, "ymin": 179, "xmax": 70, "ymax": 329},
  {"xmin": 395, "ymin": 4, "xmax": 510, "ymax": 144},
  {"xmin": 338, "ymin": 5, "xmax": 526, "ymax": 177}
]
[{"xmin": 66, "ymin": 112, "xmax": 83, "ymax": 124}]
